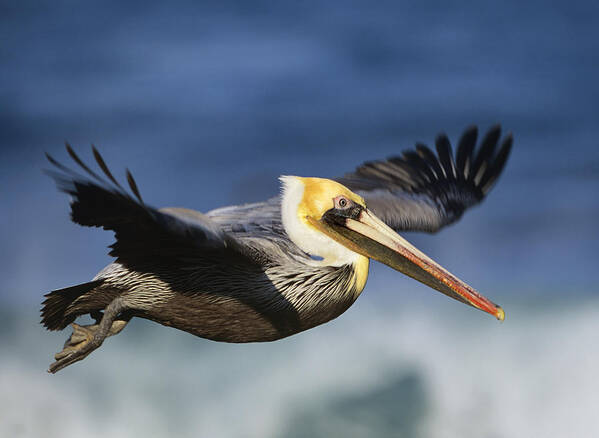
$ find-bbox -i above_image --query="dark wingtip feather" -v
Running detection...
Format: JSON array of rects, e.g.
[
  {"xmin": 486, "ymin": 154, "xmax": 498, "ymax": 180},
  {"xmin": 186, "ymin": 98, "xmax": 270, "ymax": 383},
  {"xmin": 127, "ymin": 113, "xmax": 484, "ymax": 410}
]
[
  {"xmin": 92, "ymin": 145, "xmax": 123, "ymax": 189},
  {"xmin": 456, "ymin": 126, "xmax": 478, "ymax": 178},
  {"xmin": 435, "ymin": 133, "xmax": 456, "ymax": 179},
  {"xmin": 45, "ymin": 151, "xmax": 61, "ymax": 168},
  {"xmin": 46, "ymin": 144, "xmax": 148, "ymax": 210},
  {"xmin": 480, "ymin": 132, "xmax": 513, "ymax": 194},
  {"xmin": 488, "ymin": 123, "xmax": 502, "ymax": 135},
  {"xmin": 402, "ymin": 149, "xmax": 435, "ymax": 183},
  {"xmin": 470, "ymin": 125, "xmax": 501, "ymax": 185},
  {"xmin": 65, "ymin": 142, "xmax": 106, "ymax": 183},
  {"xmin": 44, "ymin": 150, "xmax": 82, "ymax": 178},
  {"xmin": 126, "ymin": 169, "xmax": 143, "ymax": 203},
  {"xmin": 460, "ymin": 125, "xmax": 479, "ymax": 144},
  {"xmin": 415, "ymin": 142, "xmax": 445, "ymax": 180}
]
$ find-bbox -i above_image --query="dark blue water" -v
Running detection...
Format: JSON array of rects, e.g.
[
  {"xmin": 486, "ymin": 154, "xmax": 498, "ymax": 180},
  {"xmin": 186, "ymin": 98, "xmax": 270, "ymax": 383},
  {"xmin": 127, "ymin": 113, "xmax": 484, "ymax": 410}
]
[{"xmin": 1, "ymin": 2, "xmax": 599, "ymax": 437}]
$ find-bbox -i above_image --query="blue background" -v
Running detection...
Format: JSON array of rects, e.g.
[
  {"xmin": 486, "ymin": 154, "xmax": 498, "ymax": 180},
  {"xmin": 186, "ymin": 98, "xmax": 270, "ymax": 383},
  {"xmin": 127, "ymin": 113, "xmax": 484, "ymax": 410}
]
[{"xmin": 1, "ymin": 1, "xmax": 598, "ymax": 437}]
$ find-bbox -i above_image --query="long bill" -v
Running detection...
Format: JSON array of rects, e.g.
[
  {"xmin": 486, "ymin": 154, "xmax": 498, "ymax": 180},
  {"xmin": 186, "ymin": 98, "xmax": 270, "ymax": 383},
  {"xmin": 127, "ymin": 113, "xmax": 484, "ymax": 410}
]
[{"xmin": 316, "ymin": 209, "xmax": 505, "ymax": 320}]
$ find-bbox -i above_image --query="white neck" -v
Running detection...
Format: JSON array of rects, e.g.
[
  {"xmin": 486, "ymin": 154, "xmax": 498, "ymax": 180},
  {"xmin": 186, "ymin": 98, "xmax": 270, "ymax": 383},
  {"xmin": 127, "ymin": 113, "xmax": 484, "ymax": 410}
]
[{"xmin": 279, "ymin": 176, "xmax": 361, "ymax": 267}]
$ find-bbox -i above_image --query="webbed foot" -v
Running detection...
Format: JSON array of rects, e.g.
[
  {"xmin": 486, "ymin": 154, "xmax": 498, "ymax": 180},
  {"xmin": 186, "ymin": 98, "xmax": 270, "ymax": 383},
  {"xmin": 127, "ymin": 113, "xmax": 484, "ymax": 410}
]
[
  {"xmin": 49, "ymin": 323, "xmax": 98, "ymax": 373},
  {"xmin": 48, "ymin": 318, "xmax": 129, "ymax": 373}
]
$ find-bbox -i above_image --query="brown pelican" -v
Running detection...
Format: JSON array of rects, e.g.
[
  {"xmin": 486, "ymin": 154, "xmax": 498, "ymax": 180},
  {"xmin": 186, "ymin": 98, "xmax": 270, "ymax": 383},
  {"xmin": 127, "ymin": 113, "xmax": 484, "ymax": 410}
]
[{"xmin": 41, "ymin": 125, "xmax": 512, "ymax": 373}]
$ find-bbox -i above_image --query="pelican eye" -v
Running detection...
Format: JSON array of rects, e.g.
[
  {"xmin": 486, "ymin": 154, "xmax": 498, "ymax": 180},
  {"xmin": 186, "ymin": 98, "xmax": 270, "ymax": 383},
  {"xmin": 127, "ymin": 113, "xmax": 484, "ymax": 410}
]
[{"xmin": 334, "ymin": 196, "xmax": 350, "ymax": 209}]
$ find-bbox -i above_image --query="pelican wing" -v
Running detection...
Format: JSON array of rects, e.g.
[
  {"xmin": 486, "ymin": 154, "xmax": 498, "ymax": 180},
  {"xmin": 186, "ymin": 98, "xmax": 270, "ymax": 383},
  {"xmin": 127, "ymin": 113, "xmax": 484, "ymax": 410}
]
[
  {"xmin": 45, "ymin": 146, "xmax": 248, "ymax": 271},
  {"xmin": 337, "ymin": 125, "xmax": 512, "ymax": 233}
]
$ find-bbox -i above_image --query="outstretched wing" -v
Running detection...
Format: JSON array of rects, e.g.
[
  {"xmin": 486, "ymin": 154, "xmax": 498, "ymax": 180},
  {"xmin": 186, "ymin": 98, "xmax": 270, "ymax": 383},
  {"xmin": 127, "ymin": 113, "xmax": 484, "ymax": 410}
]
[
  {"xmin": 45, "ymin": 146, "xmax": 308, "ymax": 339},
  {"xmin": 338, "ymin": 125, "xmax": 512, "ymax": 233},
  {"xmin": 45, "ymin": 145, "xmax": 246, "ymax": 271}
]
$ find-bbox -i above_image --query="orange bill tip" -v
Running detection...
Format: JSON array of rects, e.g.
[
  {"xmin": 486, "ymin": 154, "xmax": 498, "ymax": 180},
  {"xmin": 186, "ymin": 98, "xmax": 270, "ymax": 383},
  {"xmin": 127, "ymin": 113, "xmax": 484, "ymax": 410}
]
[{"xmin": 496, "ymin": 306, "xmax": 505, "ymax": 321}]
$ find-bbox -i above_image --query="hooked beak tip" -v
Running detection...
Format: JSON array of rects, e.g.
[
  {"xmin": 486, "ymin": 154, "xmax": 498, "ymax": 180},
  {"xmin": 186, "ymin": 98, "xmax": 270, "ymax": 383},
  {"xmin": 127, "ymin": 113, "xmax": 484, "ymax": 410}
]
[{"xmin": 495, "ymin": 306, "xmax": 505, "ymax": 321}]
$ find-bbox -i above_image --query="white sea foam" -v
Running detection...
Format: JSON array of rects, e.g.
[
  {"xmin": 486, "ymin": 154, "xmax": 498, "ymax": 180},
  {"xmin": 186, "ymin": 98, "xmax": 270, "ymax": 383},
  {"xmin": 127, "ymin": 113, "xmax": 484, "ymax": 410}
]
[{"xmin": 1, "ymin": 297, "xmax": 598, "ymax": 438}]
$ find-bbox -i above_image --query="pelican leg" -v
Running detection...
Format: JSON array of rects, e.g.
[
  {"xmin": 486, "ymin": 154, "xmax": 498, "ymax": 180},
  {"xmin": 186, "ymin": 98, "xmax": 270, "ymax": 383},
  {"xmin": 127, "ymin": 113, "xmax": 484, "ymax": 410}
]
[{"xmin": 48, "ymin": 298, "xmax": 130, "ymax": 373}]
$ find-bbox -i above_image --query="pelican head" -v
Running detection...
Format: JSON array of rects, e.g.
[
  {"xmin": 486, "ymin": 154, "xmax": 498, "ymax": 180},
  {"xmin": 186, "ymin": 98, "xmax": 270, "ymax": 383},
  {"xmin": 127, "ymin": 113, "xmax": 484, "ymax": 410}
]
[{"xmin": 280, "ymin": 176, "xmax": 504, "ymax": 320}]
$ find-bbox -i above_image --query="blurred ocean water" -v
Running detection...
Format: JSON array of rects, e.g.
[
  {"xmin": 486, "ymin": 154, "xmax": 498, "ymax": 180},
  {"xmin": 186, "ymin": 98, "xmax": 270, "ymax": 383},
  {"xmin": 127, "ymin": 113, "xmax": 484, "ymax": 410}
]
[
  {"xmin": 1, "ymin": 1, "xmax": 599, "ymax": 437},
  {"xmin": 2, "ymin": 297, "xmax": 599, "ymax": 438}
]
